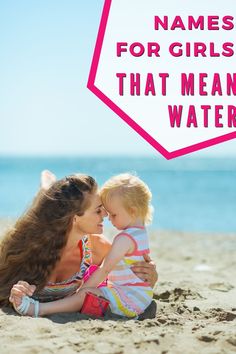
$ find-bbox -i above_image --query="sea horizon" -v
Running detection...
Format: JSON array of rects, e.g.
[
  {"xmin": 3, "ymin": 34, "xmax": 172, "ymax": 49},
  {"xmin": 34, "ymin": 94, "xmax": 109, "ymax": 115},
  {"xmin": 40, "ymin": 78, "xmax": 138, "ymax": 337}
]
[{"xmin": 0, "ymin": 155, "xmax": 236, "ymax": 233}]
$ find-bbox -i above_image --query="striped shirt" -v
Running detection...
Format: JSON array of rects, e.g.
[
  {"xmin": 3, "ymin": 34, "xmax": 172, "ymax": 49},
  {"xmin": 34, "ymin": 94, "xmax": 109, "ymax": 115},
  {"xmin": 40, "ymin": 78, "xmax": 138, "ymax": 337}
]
[{"xmin": 100, "ymin": 226, "xmax": 153, "ymax": 318}]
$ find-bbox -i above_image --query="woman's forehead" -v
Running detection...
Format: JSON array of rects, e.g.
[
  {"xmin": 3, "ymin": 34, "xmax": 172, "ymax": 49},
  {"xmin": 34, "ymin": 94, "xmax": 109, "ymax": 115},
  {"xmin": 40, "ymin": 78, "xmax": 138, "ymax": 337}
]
[{"xmin": 91, "ymin": 193, "xmax": 102, "ymax": 207}]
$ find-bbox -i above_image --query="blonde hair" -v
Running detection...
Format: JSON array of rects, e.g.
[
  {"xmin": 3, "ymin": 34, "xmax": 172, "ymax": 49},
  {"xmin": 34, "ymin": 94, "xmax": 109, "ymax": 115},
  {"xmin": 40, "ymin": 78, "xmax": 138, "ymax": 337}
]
[{"xmin": 100, "ymin": 173, "xmax": 153, "ymax": 224}]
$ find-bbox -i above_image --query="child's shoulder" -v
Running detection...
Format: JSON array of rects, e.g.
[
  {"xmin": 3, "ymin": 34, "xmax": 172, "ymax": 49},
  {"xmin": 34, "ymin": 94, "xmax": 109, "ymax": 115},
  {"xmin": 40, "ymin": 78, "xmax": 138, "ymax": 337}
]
[{"xmin": 120, "ymin": 226, "xmax": 146, "ymax": 235}]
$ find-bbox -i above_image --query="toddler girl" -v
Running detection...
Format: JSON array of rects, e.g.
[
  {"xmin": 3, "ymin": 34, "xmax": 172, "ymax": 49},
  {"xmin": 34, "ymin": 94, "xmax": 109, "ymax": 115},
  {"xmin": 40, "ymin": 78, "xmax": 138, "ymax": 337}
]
[{"xmin": 96, "ymin": 173, "xmax": 154, "ymax": 317}]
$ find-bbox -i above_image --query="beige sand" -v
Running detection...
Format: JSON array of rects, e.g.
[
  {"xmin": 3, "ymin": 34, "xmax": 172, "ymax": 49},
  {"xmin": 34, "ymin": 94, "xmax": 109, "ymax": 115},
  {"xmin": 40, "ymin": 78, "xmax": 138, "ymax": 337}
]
[{"xmin": 0, "ymin": 219, "xmax": 236, "ymax": 354}]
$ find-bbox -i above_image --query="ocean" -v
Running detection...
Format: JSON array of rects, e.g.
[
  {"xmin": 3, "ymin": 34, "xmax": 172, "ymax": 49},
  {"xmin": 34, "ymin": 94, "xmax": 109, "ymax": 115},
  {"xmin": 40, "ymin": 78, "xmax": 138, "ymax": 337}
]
[{"xmin": 0, "ymin": 156, "xmax": 235, "ymax": 233}]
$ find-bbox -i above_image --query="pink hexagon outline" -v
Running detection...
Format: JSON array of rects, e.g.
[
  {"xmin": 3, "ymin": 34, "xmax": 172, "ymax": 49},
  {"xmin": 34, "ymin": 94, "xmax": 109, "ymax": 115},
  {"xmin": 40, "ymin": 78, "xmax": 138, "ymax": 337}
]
[{"xmin": 87, "ymin": 0, "xmax": 236, "ymax": 159}]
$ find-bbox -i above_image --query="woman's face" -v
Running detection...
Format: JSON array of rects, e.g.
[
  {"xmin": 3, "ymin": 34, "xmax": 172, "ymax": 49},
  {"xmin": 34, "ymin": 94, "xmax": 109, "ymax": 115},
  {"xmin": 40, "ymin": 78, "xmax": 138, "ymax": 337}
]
[{"xmin": 75, "ymin": 192, "xmax": 107, "ymax": 234}]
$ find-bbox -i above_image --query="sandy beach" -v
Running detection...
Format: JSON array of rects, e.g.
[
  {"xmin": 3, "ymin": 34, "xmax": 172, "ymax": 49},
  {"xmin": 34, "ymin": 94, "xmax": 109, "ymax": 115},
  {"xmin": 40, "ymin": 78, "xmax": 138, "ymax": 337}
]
[{"xmin": 0, "ymin": 219, "xmax": 236, "ymax": 354}]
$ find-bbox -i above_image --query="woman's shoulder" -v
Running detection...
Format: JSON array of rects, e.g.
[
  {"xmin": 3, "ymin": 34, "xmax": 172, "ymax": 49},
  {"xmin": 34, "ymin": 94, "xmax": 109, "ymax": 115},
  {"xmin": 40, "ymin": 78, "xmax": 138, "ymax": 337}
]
[
  {"xmin": 88, "ymin": 234, "xmax": 111, "ymax": 265},
  {"xmin": 89, "ymin": 233, "xmax": 111, "ymax": 249}
]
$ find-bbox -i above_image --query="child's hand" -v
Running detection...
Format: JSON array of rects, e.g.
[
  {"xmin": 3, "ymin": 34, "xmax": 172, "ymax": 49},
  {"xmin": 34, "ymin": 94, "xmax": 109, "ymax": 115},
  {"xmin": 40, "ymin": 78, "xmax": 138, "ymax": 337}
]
[{"xmin": 131, "ymin": 254, "xmax": 158, "ymax": 288}]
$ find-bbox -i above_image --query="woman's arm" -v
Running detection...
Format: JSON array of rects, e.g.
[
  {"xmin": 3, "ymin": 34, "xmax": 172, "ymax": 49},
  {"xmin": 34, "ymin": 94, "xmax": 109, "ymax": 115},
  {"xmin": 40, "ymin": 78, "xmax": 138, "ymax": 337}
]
[{"xmin": 131, "ymin": 254, "xmax": 158, "ymax": 288}]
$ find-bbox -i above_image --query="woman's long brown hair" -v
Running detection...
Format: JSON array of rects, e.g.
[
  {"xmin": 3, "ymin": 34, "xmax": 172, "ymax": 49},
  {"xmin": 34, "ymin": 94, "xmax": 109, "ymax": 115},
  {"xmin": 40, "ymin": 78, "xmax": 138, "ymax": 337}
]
[{"xmin": 0, "ymin": 174, "xmax": 97, "ymax": 306}]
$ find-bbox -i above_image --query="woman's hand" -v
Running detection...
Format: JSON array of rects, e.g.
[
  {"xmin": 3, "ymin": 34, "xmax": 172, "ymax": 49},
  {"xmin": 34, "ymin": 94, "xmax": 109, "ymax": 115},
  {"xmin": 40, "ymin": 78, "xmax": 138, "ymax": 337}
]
[
  {"xmin": 9, "ymin": 281, "xmax": 36, "ymax": 308},
  {"xmin": 131, "ymin": 254, "xmax": 158, "ymax": 288}
]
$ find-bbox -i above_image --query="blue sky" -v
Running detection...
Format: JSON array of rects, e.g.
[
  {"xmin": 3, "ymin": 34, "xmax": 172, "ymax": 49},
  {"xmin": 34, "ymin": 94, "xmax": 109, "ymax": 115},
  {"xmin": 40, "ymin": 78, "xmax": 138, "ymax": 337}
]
[{"xmin": 0, "ymin": 0, "xmax": 236, "ymax": 157}]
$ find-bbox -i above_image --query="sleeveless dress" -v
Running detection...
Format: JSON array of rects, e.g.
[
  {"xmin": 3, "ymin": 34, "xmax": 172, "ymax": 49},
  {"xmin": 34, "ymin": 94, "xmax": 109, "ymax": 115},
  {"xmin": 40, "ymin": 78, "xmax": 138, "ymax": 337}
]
[
  {"xmin": 99, "ymin": 226, "xmax": 153, "ymax": 318},
  {"xmin": 33, "ymin": 236, "xmax": 92, "ymax": 302}
]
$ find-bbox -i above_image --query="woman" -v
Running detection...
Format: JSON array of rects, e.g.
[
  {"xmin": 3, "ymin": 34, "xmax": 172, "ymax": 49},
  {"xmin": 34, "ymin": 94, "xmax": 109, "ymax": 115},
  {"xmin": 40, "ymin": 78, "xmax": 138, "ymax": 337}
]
[{"xmin": 0, "ymin": 172, "xmax": 157, "ymax": 317}]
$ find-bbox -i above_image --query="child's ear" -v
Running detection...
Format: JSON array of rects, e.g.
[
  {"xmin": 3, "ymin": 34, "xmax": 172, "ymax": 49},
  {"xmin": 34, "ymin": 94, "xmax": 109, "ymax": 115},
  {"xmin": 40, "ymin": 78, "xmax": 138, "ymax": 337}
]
[{"xmin": 129, "ymin": 206, "xmax": 138, "ymax": 218}]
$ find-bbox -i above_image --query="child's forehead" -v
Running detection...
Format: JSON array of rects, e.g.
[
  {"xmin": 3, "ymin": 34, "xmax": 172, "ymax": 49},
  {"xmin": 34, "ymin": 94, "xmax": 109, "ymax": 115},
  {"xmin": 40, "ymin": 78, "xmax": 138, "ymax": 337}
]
[{"xmin": 105, "ymin": 193, "xmax": 124, "ymax": 208}]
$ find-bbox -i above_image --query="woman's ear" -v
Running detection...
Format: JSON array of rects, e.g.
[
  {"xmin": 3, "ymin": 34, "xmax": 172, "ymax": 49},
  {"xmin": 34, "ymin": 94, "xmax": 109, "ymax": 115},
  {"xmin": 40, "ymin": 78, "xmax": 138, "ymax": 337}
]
[{"xmin": 73, "ymin": 215, "xmax": 79, "ymax": 224}]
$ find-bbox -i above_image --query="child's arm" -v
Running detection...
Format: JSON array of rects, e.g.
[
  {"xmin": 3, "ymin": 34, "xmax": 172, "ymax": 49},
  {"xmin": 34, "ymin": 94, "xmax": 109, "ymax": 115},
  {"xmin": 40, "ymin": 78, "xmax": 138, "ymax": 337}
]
[{"xmin": 82, "ymin": 235, "xmax": 134, "ymax": 289}]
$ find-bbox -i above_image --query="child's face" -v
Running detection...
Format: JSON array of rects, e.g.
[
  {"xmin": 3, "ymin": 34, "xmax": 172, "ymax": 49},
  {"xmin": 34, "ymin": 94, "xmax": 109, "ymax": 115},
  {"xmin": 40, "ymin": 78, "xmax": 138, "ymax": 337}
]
[{"xmin": 105, "ymin": 195, "xmax": 134, "ymax": 230}]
